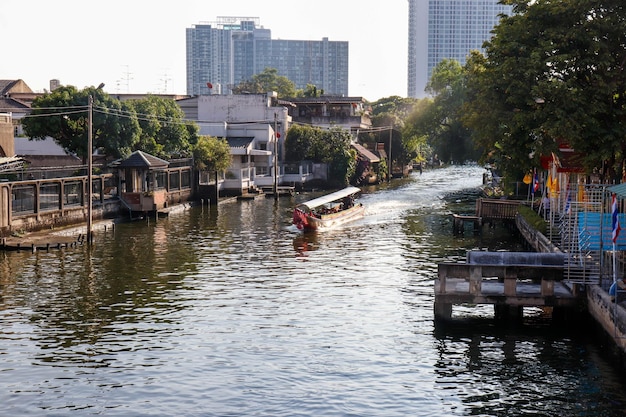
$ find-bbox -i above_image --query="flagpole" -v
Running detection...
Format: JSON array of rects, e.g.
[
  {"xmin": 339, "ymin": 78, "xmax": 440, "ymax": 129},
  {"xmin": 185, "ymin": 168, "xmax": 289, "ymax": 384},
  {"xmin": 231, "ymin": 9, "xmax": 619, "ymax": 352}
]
[{"xmin": 611, "ymin": 192, "xmax": 620, "ymax": 294}]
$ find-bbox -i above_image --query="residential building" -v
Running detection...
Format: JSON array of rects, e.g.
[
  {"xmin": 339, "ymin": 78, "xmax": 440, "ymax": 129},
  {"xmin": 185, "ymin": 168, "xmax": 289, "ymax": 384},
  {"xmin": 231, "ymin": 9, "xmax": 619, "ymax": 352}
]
[
  {"xmin": 407, "ymin": 0, "xmax": 513, "ymax": 98},
  {"xmin": 177, "ymin": 92, "xmax": 292, "ymax": 194},
  {"xmin": 186, "ymin": 17, "xmax": 349, "ymax": 96},
  {"xmin": 287, "ymin": 96, "xmax": 372, "ymax": 135}
]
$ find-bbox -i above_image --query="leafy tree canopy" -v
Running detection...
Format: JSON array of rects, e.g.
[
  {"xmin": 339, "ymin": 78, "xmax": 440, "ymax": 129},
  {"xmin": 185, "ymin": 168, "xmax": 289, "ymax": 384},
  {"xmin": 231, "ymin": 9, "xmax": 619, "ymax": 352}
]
[
  {"xmin": 193, "ymin": 135, "xmax": 231, "ymax": 173},
  {"xmin": 464, "ymin": 0, "xmax": 626, "ymax": 181},
  {"xmin": 127, "ymin": 95, "xmax": 199, "ymax": 159},
  {"xmin": 298, "ymin": 84, "xmax": 324, "ymax": 98},
  {"xmin": 231, "ymin": 67, "xmax": 297, "ymax": 98},
  {"xmin": 22, "ymin": 85, "xmax": 140, "ymax": 162},
  {"xmin": 284, "ymin": 125, "xmax": 355, "ymax": 186},
  {"xmin": 22, "ymin": 87, "xmax": 200, "ymax": 163}
]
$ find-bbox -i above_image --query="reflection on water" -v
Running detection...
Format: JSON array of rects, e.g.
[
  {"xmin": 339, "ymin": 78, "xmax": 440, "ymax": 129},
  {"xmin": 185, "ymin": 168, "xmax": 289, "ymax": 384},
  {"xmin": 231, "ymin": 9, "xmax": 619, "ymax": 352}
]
[
  {"xmin": 1, "ymin": 165, "xmax": 626, "ymax": 416},
  {"xmin": 293, "ymin": 232, "xmax": 320, "ymax": 256}
]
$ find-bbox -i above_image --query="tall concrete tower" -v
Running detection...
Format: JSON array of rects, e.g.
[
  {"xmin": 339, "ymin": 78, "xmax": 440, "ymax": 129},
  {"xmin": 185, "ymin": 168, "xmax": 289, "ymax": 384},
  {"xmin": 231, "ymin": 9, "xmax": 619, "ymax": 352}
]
[{"xmin": 407, "ymin": 0, "xmax": 512, "ymax": 98}]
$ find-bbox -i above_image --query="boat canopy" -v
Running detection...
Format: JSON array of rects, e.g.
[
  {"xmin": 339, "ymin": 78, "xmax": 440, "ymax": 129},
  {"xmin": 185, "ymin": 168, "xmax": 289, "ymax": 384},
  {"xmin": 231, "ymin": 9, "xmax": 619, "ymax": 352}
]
[{"xmin": 296, "ymin": 186, "xmax": 361, "ymax": 211}]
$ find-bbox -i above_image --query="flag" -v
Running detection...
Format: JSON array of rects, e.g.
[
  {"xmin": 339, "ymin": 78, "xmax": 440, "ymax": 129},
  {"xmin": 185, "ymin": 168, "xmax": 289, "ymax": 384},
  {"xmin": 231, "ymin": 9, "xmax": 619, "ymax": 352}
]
[
  {"xmin": 532, "ymin": 169, "xmax": 539, "ymax": 195},
  {"xmin": 612, "ymin": 193, "xmax": 621, "ymax": 243}
]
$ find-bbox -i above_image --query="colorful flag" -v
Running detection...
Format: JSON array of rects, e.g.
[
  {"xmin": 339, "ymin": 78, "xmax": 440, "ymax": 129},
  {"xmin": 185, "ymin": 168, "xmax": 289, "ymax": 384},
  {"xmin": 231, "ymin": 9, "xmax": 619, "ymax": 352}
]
[
  {"xmin": 532, "ymin": 169, "xmax": 539, "ymax": 195},
  {"xmin": 612, "ymin": 193, "xmax": 621, "ymax": 243}
]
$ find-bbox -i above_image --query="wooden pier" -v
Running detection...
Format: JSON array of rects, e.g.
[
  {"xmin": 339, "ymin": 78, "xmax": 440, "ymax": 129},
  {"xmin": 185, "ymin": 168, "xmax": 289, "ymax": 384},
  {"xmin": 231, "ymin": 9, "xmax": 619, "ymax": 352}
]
[
  {"xmin": 452, "ymin": 198, "xmax": 522, "ymax": 235},
  {"xmin": 435, "ymin": 251, "xmax": 582, "ymax": 321}
]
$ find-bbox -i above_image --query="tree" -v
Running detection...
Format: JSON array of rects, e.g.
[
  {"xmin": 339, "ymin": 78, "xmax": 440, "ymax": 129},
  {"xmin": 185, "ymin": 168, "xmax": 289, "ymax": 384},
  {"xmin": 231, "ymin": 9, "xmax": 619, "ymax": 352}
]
[
  {"xmin": 423, "ymin": 59, "xmax": 477, "ymax": 163},
  {"xmin": 231, "ymin": 67, "xmax": 297, "ymax": 98},
  {"xmin": 464, "ymin": 0, "xmax": 626, "ymax": 182},
  {"xmin": 284, "ymin": 124, "xmax": 323, "ymax": 162},
  {"xmin": 193, "ymin": 136, "xmax": 231, "ymax": 173},
  {"xmin": 128, "ymin": 95, "xmax": 199, "ymax": 159},
  {"xmin": 299, "ymin": 84, "xmax": 324, "ymax": 98},
  {"xmin": 365, "ymin": 96, "xmax": 423, "ymax": 174},
  {"xmin": 324, "ymin": 128, "xmax": 356, "ymax": 187},
  {"xmin": 22, "ymin": 85, "xmax": 140, "ymax": 162},
  {"xmin": 284, "ymin": 125, "xmax": 355, "ymax": 186}
]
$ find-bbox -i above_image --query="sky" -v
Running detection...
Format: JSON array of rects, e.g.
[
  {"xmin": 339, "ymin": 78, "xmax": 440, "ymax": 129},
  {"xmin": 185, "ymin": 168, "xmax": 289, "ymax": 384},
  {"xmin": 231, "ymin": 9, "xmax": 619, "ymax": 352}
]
[{"xmin": 1, "ymin": 0, "xmax": 409, "ymax": 102}]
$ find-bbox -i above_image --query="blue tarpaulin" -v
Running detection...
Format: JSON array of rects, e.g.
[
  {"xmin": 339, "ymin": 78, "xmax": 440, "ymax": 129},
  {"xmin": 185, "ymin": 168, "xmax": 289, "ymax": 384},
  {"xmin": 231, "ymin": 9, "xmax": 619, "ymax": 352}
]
[{"xmin": 578, "ymin": 212, "xmax": 626, "ymax": 251}]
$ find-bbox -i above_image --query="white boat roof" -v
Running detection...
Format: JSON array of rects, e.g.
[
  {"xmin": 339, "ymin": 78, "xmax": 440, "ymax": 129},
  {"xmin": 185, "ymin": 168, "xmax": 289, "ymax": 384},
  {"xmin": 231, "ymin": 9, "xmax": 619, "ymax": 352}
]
[{"xmin": 297, "ymin": 186, "xmax": 361, "ymax": 210}]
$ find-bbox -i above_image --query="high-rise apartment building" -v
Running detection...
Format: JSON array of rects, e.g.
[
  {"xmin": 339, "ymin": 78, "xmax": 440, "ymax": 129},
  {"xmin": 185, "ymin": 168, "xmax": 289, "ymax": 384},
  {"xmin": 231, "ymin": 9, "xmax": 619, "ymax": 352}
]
[
  {"xmin": 186, "ymin": 17, "xmax": 349, "ymax": 96},
  {"xmin": 407, "ymin": 0, "xmax": 512, "ymax": 98}
]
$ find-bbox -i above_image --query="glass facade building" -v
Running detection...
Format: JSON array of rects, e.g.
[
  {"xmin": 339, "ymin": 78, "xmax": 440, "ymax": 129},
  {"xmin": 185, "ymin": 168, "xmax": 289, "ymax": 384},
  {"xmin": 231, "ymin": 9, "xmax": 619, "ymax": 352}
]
[
  {"xmin": 186, "ymin": 17, "xmax": 349, "ymax": 96},
  {"xmin": 407, "ymin": 0, "xmax": 512, "ymax": 98}
]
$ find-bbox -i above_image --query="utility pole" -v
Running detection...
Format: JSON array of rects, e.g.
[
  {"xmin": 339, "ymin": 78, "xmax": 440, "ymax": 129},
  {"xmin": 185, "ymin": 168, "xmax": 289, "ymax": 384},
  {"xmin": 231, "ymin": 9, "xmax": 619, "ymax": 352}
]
[
  {"xmin": 388, "ymin": 127, "xmax": 392, "ymax": 183},
  {"xmin": 273, "ymin": 113, "xmax": 278, "ymax": 200},
  {"xmin": 87, "ymin": 95, "xmax": 93, "ymax": 244}
]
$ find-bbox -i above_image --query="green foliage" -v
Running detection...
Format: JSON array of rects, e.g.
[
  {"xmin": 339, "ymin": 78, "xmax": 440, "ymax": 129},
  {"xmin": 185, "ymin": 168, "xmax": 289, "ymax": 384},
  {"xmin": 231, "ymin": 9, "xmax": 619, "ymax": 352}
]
[
  {"xmin": 192, "ymin": 136, "xmax": 231, "ymax": 173},
  {"xmin": 23, "ymin": 85, "xmax": 140, "ymax": 161},
  {"xmin": 517, "ymin": 204, "xmax": 547, "ymax": 235},
  {"xmin": 414, "ymin": 59, "xmax": 478, "ymax": 164},
  {"xmin": 22, "ymin": 86, "xmax": 199, "ymax": 163},
  {"xmin": 464, "ymin": 0, "xmax": 626, "ymax": 182},
  {"xmin": 324, "ymin": 128, "xmax": 356, "ymax": 187},
  {"xmin": 298, "ymin": 84, "xmax": 324, "ymax": 98},
  {"xmin": 231, "ymin": 67, "xmax": 296, "ymax": 98},
  {"xmin": 284, "ymin": 124, "xmax": 322, "ymax": 162},
  {"xmin": 284, "ymin": 125, "xmax": 355, "ymax": 186},
  {"xmin": 365, "ymin": 96, "xmax": 423, "ymax": 169},
  {"xmin": 127, "ymin": 95, "xmax": 198, "ymax": 159},
  {"xmin": 370, "ymin": 96, "xmax": 419, "ymax": 128}
]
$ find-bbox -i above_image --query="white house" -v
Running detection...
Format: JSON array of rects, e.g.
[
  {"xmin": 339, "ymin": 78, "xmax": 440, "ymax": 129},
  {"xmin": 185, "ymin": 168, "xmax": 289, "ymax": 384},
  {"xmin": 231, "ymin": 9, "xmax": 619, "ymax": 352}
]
[{"xmin": 177, "ymin": 92, "xmax": 292, "ymax": 195}]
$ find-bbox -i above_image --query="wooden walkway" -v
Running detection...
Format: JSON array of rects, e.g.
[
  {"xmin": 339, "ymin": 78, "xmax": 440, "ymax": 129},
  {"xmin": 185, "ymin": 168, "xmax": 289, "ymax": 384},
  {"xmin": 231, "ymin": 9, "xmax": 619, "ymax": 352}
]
[
  {"xmin": 0, "ymin": 220, "xmax": 116, "ymax": 252},
  {"xmin": 435, "ymin": 251, "xmax": 582, "ymax": 320}
]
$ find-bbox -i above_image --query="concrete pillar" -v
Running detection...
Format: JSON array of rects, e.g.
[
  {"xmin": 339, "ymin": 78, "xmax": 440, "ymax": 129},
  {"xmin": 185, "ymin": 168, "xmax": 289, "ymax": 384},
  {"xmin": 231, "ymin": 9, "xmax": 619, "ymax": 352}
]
[
  {"xmin": 434, "ymin": 302, "xmax": 452, "ymax": 321},
  {"xmin": 494, "ymin": 304, "xmax": 523, "ymax": 321}
]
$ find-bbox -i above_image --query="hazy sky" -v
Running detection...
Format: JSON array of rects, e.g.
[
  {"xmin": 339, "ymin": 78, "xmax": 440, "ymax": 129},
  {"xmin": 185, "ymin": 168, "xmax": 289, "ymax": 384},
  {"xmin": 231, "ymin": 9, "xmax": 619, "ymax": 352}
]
[{"xmin": 1, "ymin": 0, "xmax": 408, "ymax": 101}]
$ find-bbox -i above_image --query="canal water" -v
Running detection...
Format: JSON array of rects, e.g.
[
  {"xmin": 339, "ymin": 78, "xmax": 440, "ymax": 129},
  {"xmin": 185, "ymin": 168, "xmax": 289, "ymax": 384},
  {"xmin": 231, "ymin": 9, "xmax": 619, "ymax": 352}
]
[{"xmin": 2, "ymin": 165, "xmax": 626, "ymax": 416}]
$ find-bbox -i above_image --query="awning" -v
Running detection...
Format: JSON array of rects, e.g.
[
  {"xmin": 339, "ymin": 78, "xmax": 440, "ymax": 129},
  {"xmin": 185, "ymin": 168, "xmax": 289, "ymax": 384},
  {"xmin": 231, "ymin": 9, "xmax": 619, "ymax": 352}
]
[
  {"xmin": 296, "ymin": 186, "xmax": 361, "ymax": 210},
  {"xmin": 0, "ymin": 156, "xmax": 25, "ymax": 172},
  {"xmin": 608, "ymin": 183, "xmax": 626, "ymax": 199},
  {"xmin": 351, "ymin": 143, "xmax": 380, "ymax": 163}
]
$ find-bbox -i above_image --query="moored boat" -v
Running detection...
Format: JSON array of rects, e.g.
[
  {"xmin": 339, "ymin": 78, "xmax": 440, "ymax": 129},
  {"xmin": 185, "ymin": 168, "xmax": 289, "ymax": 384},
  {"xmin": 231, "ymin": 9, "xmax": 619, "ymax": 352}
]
[{"xmin": 292, "ymin": 186, "xmax": 364, "ymax": 231}]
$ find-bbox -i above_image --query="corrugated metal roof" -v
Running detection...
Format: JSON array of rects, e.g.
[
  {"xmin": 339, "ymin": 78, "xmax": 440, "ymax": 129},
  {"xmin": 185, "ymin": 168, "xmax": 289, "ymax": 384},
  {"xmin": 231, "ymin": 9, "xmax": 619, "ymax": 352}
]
[
  {"xmin": 351, "ymin": 143, "xmax": 380, "ymax": 162},
  {"xmin": 0, "ymin": 156, "xmax": 24, "ymax": 172},
  {"xmin": 609, "ymin": 183, "xmax": 626, "ymax": 199}
]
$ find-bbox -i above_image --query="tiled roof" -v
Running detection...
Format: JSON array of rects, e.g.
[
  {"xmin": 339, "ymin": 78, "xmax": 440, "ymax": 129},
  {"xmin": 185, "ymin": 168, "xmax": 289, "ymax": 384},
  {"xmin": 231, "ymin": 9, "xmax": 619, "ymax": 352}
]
[
  {"xmin": 227, "ymin": 137, "xmax": 254, "ymax": 149},
  {"xmin": 117, "ymin": 150, "xmax": 169, "ymax": 169},
  {"xmin": 0, "ymin": 79, "xmax": 33, "ymax": 95},
  {"xmin": 0, "ymin": 97, "xmax": 31, "ymax": 113},
  {"xmin": 0, "ymin": 80, "xmax": 19, "ymax": 95}
]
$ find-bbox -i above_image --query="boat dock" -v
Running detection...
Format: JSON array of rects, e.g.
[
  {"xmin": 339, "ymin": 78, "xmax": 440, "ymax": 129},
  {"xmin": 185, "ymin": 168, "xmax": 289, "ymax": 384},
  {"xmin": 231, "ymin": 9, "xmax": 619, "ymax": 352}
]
[
  {"xmin": 452, "ymin": 198, "xmax": 521, "ymax": 235},
  {"xmin": 261, "ymin": 186, "xmax": 296, "ymax": 197},
  {"xmin": 0, "ymin": 220, "xmax": 116, "ymax": 252},
  {"xmin": 435, "ymin": 251, "xmax": 582, "ymax": 321}
]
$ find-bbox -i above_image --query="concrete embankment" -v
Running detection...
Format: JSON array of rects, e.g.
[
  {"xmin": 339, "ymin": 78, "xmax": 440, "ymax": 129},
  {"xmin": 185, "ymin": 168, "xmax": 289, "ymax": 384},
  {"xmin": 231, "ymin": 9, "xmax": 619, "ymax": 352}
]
[{"xmin": 516, "ymin": 213, "xmax": 626, "ymax": 364}]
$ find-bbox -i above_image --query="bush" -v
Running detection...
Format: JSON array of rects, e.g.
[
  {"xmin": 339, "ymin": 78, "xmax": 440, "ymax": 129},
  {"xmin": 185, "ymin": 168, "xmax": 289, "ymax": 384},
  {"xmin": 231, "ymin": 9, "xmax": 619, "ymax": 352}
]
[{"xmin": 517, "ymin": 204, "xmax": 547, "ymax": 235}]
